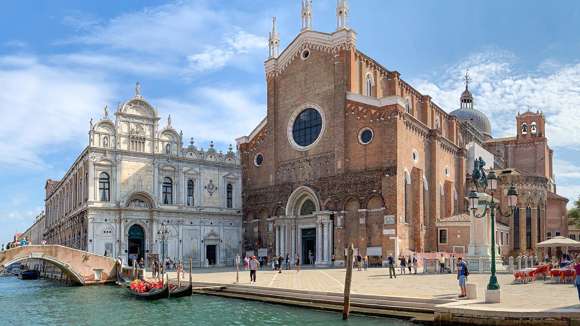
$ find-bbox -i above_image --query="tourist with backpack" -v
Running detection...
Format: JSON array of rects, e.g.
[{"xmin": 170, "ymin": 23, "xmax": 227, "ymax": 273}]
[{"xmin": 457, "ymin": 257, "xmax": 469, "ymax": 298}]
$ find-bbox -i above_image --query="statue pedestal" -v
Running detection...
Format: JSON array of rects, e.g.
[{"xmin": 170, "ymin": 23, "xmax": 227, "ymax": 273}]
[{"xmin": 485, "ymin": 289, "xmax": 501, "ymax": 303}]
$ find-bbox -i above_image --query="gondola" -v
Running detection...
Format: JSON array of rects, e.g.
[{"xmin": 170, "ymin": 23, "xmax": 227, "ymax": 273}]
[
  {"xmin": 128, "ymin": 283, "xmax": 169, "ymax": 300},
  {"xmin": 18, "ymin": 269, "xmax": 40, "ymax": 280},
  {"xmin": 169, "ymin": 258, "xmax": 193, "ymax": 298},
  {"xmin": 128, "ymin": 274, "xmax": 169, "ymax": 300}
]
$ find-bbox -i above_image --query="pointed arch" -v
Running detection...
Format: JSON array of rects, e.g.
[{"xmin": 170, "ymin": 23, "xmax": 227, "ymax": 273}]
[{"xmin": 285, "ymin": 186, "xmax": 320, "ymax": 217}]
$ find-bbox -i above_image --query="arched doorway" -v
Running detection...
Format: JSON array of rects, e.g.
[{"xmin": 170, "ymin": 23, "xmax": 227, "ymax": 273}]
[{"xmin": 128, "ymin": 224, "xmax": 145, "ymax": 266}]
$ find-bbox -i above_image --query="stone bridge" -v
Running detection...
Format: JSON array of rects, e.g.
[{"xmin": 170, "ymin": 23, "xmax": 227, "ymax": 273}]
[{"xmin": 0, "ymin": 245, "xmax": 118, "ymax": 285}]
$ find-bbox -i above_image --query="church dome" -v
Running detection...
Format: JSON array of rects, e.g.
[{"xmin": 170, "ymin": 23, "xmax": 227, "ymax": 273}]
[
  {"xmin": 449, "ymin": 71, "xmax": 492, "ymax": 138},
  {"xmin": 450, "ymin": 106, "xmax": 492, "ymax": 138}
]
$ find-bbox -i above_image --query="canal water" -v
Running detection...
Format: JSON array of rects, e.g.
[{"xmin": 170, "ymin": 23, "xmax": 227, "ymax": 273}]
[{"xmin": 0, "ymin": 277, "xmax": 416, "ymax": 326}]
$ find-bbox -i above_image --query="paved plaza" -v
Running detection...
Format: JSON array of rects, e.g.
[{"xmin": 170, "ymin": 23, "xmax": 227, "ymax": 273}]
[{"xmin": 164, "ymin": 267, "xmax": 580, "ymax": 311}]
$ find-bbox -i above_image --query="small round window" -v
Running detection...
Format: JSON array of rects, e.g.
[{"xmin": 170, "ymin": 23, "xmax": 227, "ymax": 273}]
[
  {"xmin": 359, "ymin": 128, "xmax": 374, "ymax": 145},
  {"xmin": 301, "ymin": 49, "xmax": 310, "ymax": 60},
  {"xmin": 254, "ymin": 153, "xmax": 264, "ymax": 167}
]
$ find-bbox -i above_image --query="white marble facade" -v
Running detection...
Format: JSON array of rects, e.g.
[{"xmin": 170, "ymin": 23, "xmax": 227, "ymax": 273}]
[{"xmin": 45, "ymin": 86, "xmax": 242, "ymax": 267}]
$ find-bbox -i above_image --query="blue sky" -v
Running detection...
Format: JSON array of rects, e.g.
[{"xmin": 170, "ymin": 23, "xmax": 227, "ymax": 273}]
[{"xmin": 1, "ymin": 0, "xmax": 579, "ymax": 244}]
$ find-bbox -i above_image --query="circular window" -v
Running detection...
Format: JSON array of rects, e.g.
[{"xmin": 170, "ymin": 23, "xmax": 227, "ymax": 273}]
[
  {"xmin": 301, "ymin": 49, "xmax": 310, "ymax": 60},
  {"xmin": 291, "ymin": 108, "xmax": 323, "ymax": 148},
  {"xmin": 358, "ymin": 128, "xmax": 374, "ymax": 145},
  {"xmin": 254, "ymin": 153, "xmax": 264, "ymax": 167}
]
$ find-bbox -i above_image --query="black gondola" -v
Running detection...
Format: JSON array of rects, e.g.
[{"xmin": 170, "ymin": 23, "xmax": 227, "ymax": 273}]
[
  {"xmin": 128, "ymin": 283, "xmax": 169, "ymax": 300},
  {"xmin": 18, "ymin": 269, "xmax": 40, "ymax": 280},
  {"xmin": 169, "ymin": 258, "xmax": 193, "ymax": 298}
]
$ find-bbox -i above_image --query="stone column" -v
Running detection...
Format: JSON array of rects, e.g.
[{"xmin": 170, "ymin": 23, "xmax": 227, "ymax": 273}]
[
  {"xmin": 291, "ymin": 224, "xmax": 296, "ymax": 260},
  {"xmin": 531, "ymin": 207, "xmax": 538, "ymax": 250},
  {"xmin": 88, "ymin": 159, "xmax": 95, "ymax": 202},
  {"xmin": 329, "ymin": 220, "xmax": 334, "ymax": 261},
  {"xmin": 316, "ymin": 222, "xmax": 322, "ymax": 264},
  {"xmin": 519, "ymin": 207, "xmax": 526, "ymax": 253},
  {"xmin": 275, "ymin": 225, "xmax": 280, "ymax": 256}
]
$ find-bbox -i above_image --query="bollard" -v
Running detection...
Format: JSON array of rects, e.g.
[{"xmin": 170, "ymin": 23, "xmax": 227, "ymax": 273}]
[{"xmin": 508, "ymin": 256, "xmax": 514, "ymax": 273}]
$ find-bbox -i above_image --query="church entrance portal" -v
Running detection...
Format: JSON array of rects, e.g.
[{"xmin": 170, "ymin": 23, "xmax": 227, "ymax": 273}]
[
  {"xmin": 301, "ymin": 228, "xmax": 316, "ymax": 265},
  {"xmin": 128, "ymin": 224, "xmax": 145, "ymax": 266},
  {"xmin": 206, "ymin": 245, "xmax": 217, "ymax": 265}
]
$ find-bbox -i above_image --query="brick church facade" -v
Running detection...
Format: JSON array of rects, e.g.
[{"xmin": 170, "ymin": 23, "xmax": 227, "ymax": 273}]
[{"xmin": 237, "ymin": 1, "xmax": 568, "ymax": 265}]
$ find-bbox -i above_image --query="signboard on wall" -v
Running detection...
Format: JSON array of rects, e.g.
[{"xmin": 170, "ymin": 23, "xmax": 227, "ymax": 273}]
[
  {"xmin": 367, "ymin": 246, "xmax": 382, "ymax": 257},
  {"xmin": 384, "ymin": 215, "xmax": 395, "ymax": 225},
  {"xmin": 245, "ymin": 250, "xmax": 255, "ymax": 257},
  {"xmin": 258, "ymin": 248, "xmax": 268, "ymax": 257},
  {"xmin": 383, "ymin": 229, "xmax": 395, "ymax": 235}
]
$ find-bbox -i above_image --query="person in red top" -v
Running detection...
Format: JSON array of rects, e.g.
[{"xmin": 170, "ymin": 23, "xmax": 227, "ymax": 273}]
[{"xmin": 574, "ymin": 257, "xmax": 580, "ymax": 301}]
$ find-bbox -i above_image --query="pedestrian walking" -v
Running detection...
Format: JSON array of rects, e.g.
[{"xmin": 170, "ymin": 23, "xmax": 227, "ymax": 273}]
[
  {"xmin": 439, "ymin": 254, "xmax": 446, "ymax": 273},
  {"xmin": 243, "ymin": 256, "xmax": 249, "ymax": 270},
  {"xmin": 412, "ymin": 254, "xmax": 418, "ymax": 274},
  {"xmin": 363, "ymin": 256, "xmax": 368, "ymax": 271},
  {"xmin": 457, "ymin": 257, "xmax": 468, "ymax": 298},
  {"xmin": 249, "ymin": 256, "xmax": 259, "ymax": 283},
  {"xmin": 285, "ymin": 254, "xmax": 290, "ymax": 270},
  {"xmin": 331, "ymin": 254, "xmax": 336, "ymax": 267},
  {"xmin": 387, "ymin": 255, "xmax": 396, "ymax": 278},
  {"xmin": 278, "ymin": 255, "xmax": 283, "ymax": 274},
  {"xmin": 399, "ymin": 256, "xmax": 406, "ymax": 274},
  {"xmin": 407, "ymin": 256, "xmax": 412, "ymax": 274},
  {"xmin": 295, "ymin": 254, "xmax": 301, "ymax": 272}
]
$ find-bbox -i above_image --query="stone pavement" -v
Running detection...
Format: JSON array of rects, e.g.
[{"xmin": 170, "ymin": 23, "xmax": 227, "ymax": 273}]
[{"xmin": 161, "ymin": 267, "xmax": 580, "ymax": 311}]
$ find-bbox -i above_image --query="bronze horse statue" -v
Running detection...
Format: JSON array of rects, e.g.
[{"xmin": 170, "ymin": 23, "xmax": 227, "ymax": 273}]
[{"xmin": 472, "ymin": 156, "xmax": 488, "ymax": 190}]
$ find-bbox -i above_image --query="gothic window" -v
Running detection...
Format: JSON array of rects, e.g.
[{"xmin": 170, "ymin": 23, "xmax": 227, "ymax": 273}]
[
  {"xmin": 404, "ymin": 174, "xmax": 411, "ymax": 223},
  {"xmin": 531, "ymin": 122, "xmax": 537, "ymax": 134},
  {"xmin": 292, "ymin": 108, "xmax": 322, "ymax": 147},
  {"xmin": 300, "ymin": 199, "xmax": 316, "ymax": 216},
  {"xmin": 405, "ymin": 98, "xmax": 412, "ymax": 114},
  {"xmin": 187, "ymin": 179, "xmax": 194, "ymax": 206},
  {"xmin": 526, "ymin": 207, "xmax": 532, "ymax": 249},
  {"xmin": 513, "ymin": 207, "xmax": 520, "ymax": 250},
  {"xmin": 162, "ymin": 177, "xmax": 173, "ymax": 205},
  {"xmin": 537, "ymin": 207, "xmax": 541, "ymax": 242},
  {"xmin": 226, "ymin": 183, "xmax": 233, "ymax": 208},
  {"xmin": 99, "ymin": 172, "xmax": 110, "ymax": 202},
  {"xmin": 521, "ymin": 123, "xmax": 528, "ymax": 135},
  {"xmin": 365, "ymin": 74, "xmax": 373, "ymax": 97},
  {"xmin": 165, "ymin": 143, "xmax": 171, "ymax": 154}
]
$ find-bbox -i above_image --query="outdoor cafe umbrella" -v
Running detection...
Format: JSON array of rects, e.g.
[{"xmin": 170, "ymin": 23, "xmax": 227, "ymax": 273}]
[{"xmin": 536, "ymin": 236, "xmax": 580, "ymax": 255}]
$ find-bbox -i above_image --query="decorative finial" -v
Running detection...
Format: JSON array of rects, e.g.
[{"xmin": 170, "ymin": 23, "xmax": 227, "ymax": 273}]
[
  {"xmin": 209, "ymin": 140, "xmax": 214, "ymax": 149},
  {"xmin": 228, "ymin": 144, "xmax": 233, "ymax": 152},
  {"xmin": 464, "ymin": 69, "xmax": 471, "ymax": 91},
  {"xmin": 268, "ymin": 16, "xmax": 280, "ymax": 58},
  {"xmin": 135, "ymin": 82, "xmax": 141, "ymax": 98},
  {"xmin": 301, "ymin": 0, "xmax": 313, "ymax": 31},
  {"xmin": 167, "ymin": 114, "xmax": 172, "ymax": 127},
  {"xmin": 90, "ymin": 118, "xmax": 94, "ymax": 129},
  {"xmin": 337, "ymin": 0, "xmax": 349, "ymax": 30},
  {"xmin": 104, "ymin": 105, "xmax": 109, "ymax": 118},
  {"xmin": 179, "ymin": 130, "xmax": 183, "ymax": 142},
  {"xmin": 189, "ymin": 137, "xmax": 194, "ymax": 147}
]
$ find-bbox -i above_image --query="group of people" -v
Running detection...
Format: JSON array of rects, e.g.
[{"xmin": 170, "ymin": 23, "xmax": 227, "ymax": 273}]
[
  {"xmin": 385, "ymin": 254, "xmax": 419, "ymax": 278},
  {"xmin": 1, "ymin": 237, "xmax": 32, "ymax": 250}
]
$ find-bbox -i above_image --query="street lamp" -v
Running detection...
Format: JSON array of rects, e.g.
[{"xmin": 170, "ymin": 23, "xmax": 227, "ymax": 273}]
[
  {"xmin": 157, "ymin": 222, "xmax": 169, "ymax": 276},
  {"xmin": 469, "ymin": 160, "xmax": 518, "ymax": 297}
]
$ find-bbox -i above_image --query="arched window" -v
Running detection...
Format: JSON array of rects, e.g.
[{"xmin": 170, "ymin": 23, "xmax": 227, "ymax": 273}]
[
  {"xmin": 162, "ymin": 177, "xmax": 173, "ymax": 205},
  {"xmin": 531, "ymin": 122, "xmax": 537, "ymax": 134},
  {"xmin": 226, "ymin": 183, "xmax": 233, "ymax": 208},
  {"xmin": 187, "ymin": 179, "xmax": 194, "ymax": 206},
  {"xmin": 405, "ymin": 98, "xmax": 412, "ymax": 114},
  {"xmin": 521, "ymin": 123, "xmax": 528, "ymax": 135},
  {"xmin": 365, "ymin": 74, "xmax": 373, "ymax": 97},
  {"xmin": 99, "ymin": 172, "xmax": 110, "ymax": 202},
  {"xmin": 300, "ymin": 199, "xmax": 316, "ymax": 216},
  {"xmin": 165, "ymin": 143, "xmax": 171, "ymax": 154}
]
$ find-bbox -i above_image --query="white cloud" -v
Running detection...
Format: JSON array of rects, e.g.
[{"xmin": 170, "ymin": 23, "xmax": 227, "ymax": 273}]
[
  {"xmin": 0, "ymin": 56, "xmax": 114, "ymax": 169},
  {"xmin": 155, "ymin": 86, "xmax": 265, "ymax": 146},
  {"xmin": 413, "ymin": 51, "xmax": 580, "ymax": 149},
  {"xmin": 63, "ymin": 2, "xmax": 268, "ymax": 76},
  {"xmin": 554, "ymin": 159, "xmax": 580, "ymax": 179}
]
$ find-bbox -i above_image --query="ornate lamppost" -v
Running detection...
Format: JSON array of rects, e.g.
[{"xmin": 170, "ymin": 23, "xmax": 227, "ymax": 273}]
[
  {"xmin": 157, "ymin": 222, "xmax": 169, "ymax": 276},
  {"xmin": 468, "ymin": 157, "xmax": 518, "ymax": 302}
]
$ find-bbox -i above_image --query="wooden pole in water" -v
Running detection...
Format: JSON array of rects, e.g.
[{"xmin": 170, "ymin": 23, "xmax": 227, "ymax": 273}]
[
  {"xmin": 189, "ymin": 257, "xmax": 192, "ymax": 287},
  {"xmin": 342, "ymin": 244, "xmax": 354, "ymax": 320}
]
